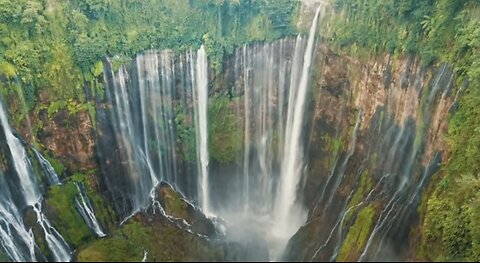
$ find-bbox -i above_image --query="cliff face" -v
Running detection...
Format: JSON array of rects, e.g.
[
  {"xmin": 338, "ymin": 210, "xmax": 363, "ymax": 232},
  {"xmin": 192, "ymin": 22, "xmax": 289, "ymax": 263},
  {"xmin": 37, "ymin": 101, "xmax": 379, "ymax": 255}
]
[{"xmin": 285, "ymin": 44, "xmax": 454, "ymax": 261}]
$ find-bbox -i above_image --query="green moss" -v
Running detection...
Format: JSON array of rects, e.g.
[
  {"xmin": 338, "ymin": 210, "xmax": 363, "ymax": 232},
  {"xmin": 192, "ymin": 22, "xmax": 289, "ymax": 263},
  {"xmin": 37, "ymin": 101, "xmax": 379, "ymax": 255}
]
[
  {"xmin": 45, "ymin": 182, "xmax": 94, "ymax": 247},
  {"xmin": 322, "ymin": 134, "xmax": 344, "ymax": 170},
  {"xmin": 345, "ymin": 171, "xmax": 373, "ymax": 223},
  {"xmin": 77, "ymin": 219, "xmax": 222, "ymax": 262},
  {"xmin": 337, "ymin": 205, "xmax": 376, "ymax": 262},
  {"xmin": 161, "ymin": 187, "xmax": 188, "ymax": 219},
  {"xmin": 77, "ymin": 221, "xmax": 148, "ymax": 262},
  {"xmin": 91, "ymin": 61, "xmax": 103, "ymax": 77},
  {"xmin": 44, "ymin": 155, "xmax": 65, "ymax": 176},
  {"xmin": 73, "ymin": 171, "xmax": 115, "ymax": 232},
  {"xmin": 208, "ymin": 96, "xmax": 243, "ymax": 164},
  {"xmin": 44, "ymin": 171, "xmax": 114, "ymax": 247},
  {"xmin": 0, "ymin": 60, "xmax": 16, "ymax": 78}
]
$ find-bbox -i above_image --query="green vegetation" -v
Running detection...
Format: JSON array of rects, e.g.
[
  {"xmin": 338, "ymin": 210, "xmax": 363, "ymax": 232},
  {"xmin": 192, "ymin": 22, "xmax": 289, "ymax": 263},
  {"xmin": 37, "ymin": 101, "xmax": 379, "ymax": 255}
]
[
  {"xmin": 77, "ymin": 221, "xmax": 150, "ymax": 262},
  {"xmin": 0, "ymin": 0, "xmax": 298, "ymax": 106},
  {"xmin": 46, "ymin": 182, "xmax": 94, "ymax": 247},
  {"xmin": 208, "ymin": 96, "xmax": 243, "ymax": 163},
  {"xmin": 45, "ymin": 172, "xmax": 114, "ymax": 247},
  {"xmin": 345, "ymin": 171, "xmax": 372, "ymax": 223},
  {"xmin": 77, "ymin": 219, "xmax": 222, "ymax": 262},
  {"xmin": 337, "ymin": 205, "xmax": 375, "ymax": 262},
  {"xmin": 175, "ymin": 109, "xmax": 197, "ymax": 163},
  {"xmin": 421, "ymin": 175, "xmax": 480, "ymax": 261}
]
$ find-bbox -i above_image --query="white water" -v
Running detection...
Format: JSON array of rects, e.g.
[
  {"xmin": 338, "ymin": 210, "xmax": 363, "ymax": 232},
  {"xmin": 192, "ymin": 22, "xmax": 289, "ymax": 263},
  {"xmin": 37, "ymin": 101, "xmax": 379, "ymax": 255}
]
[
  {"xmin": 0, "ymin": 183, "xmax": 38, "ymax": 262},
  {"xmin": 194, "ymin": 45, "xmax": 211, "ymax": 216},
  {"xmin": 273, "ymin": 6, "xmax": 321, "ymax": 240},
  {"xmin": 32, "ymin": 205, "xmax": 71, "ymax": 262},
  {"xmin": 74, "ymin": 183, "xmax": 106, "ymax": 238},
  {"xmin": 33, "ymin": 149, "xmax": 61, "ymax": 186},
  {"xmin": 0, "ymin": 102, "xmax": 71, "ymax": 262}
]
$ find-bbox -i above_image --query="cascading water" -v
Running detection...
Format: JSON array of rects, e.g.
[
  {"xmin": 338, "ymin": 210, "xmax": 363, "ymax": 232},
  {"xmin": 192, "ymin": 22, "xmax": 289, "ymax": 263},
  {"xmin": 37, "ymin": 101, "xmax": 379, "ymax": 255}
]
[
  {"xmin": 0, "ymin": 102, "xmax": 71, "ymax": 262},
  {"xmin": 74, "ymin": 183, "xmax": 106, "ymax": 238},
  {"xmin": 0, "ymin": 169, "xmax": 38, "ymax": 262},
  {"xmin": 100, "ymin": 47, "xmax": 211, "ymax": 218},
  {"xmin": 97, "ymin": 5, "xmax": 323, "ymax": 260},
  {"xmin": 273, "ymin": 6, "xmax": 322, "ymax": 241},
  {"xmin": 193, "ymin": 45, "xmax": 211, "ymax": 215},
  {"xmin": 33, "ymin": 149, "xmax": 61, "ymax": 186}
]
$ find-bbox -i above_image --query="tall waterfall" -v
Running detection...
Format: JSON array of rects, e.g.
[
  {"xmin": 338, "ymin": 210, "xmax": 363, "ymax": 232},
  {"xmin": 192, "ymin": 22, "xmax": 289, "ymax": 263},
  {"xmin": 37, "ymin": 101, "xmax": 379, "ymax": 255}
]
[
  {"xmin": 194, "ymin": 46, "xmax": 211, "ymax": 215},
  {"xmin": 0, "ymin": 102, "xmax": 71, "ymax": 262},
  {"xmin": 273, "ymin": 6, "xmax": 321, "ymax": 239}
]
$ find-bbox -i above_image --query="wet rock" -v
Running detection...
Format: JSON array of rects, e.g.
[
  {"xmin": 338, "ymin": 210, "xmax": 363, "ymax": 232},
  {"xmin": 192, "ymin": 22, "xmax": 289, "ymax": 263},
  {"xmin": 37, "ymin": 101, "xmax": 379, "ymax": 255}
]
[{"xmin": 157, "ymin": 182, "xmax": 216, "ymax": 237}]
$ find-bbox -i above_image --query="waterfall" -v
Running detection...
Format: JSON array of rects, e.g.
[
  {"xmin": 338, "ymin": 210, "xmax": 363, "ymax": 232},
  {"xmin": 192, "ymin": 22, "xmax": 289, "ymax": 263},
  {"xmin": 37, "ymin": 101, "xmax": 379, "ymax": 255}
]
[
  {"xmin": 33, "ymin": 149, "xmax": 61, "ymax": 186},
  {"xmin": 101, "ymin": 47, "xmax": 210, "ymax": 218},
  {"xmin": 194, "ymin": 45, "xmax": 211, "ymax": 215},
  {"xmin": 74, "ymin": 183, "xmax": 106, "ymax": 238},
  {"xmin": 0, "ymin": 102, "xmax": 71, "ymax": 262},
  {"xmin": 273, "ymin": 6, "xmax": 321, "ymax": 240},
  {"xmin": 98, "ymin": 7, "xmax": 322, "ymax": 259},
  {"xmin": 0, "ymin": 170, "xmax": 38, "ymax": 262}
]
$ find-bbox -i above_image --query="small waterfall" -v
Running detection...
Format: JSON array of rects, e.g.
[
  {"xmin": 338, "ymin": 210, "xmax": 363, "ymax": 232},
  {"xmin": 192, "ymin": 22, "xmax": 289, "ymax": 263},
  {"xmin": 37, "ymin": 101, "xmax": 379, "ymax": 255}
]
[
  {"xmin": 32, "ymin": 205, "xmax": 71, "ymax": 262},
  {"xmin": 273, "ymin": 6, "xmax": 321, "ymax": 240},
  {"xmin": 0, "ymin": 102, "xmax": 71, "ymax": 262},
  {"xmin": 74, "ymin": 183, "xmax": 106, "ymax": 238},
  {"xmin": 33, "ymin": 149, "xmax": 61, "ymax": 186},
  {"xmin": 194, "ymin": 45, "xmax": 211, "ymax": 215}
]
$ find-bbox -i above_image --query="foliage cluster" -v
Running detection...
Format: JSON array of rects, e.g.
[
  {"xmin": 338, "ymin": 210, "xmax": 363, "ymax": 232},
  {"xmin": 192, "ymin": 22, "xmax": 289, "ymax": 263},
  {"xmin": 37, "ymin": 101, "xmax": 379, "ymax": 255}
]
[{"xmin": 0, "ymin": 0, "xmax": 298, "ymax": 108}]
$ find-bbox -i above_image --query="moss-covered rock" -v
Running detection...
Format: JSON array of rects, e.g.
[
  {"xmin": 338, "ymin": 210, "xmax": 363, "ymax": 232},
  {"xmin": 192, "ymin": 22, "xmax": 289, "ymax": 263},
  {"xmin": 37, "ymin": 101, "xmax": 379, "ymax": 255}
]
[
  {"xmin": 76, "ymin": 221, "xmax": 148, "ymax": 262},
  {"xmin": 44, "ymin": 172, "xmax": 115, "ymax": 248},
  {"xmin": 158, "ymin": 183, "xmax": 216, "ymax": 237},
  {"xmin": 337, "ymin": 205, "xmax": 376, "ymax": 262},
  {"xmin": 76, "ymin": 213, "xmax": 223, "ymax": 262},
  {"xmin": 45, "ymin": 183, "xmax": 94, "ymax": 247}
]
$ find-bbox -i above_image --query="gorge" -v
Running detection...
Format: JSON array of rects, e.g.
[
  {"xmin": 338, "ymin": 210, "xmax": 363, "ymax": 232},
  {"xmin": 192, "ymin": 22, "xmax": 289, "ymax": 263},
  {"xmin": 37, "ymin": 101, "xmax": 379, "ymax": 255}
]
[{"xmin": 0, "ymin": 0, "xmax": 479, "ymax": 262}]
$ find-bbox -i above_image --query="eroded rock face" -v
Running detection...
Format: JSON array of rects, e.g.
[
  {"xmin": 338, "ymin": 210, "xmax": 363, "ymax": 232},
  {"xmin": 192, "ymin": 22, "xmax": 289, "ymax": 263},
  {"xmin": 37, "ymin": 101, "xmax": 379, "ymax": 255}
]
[
  {"xmin": 286, "ymin": 45, "xmax": 453, "ymax": 261},
  {"xmin": 36, "ymin": 108, "xmax": 96, "ymax": 173}
]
